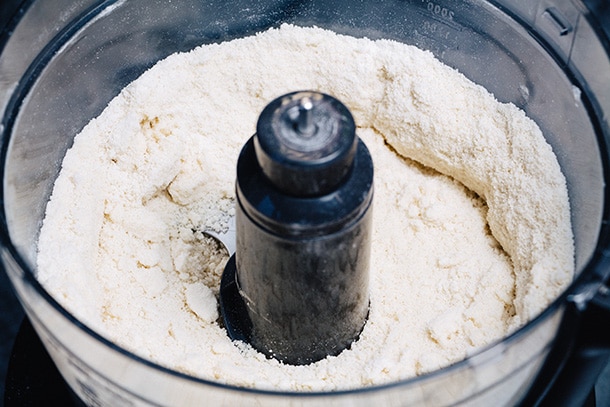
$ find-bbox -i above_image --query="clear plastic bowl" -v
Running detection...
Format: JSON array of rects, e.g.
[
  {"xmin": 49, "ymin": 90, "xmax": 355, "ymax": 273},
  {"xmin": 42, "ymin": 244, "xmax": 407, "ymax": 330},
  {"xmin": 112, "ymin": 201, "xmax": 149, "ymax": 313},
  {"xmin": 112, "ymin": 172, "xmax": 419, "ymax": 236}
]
[{"xmin": 1, "ymin": 0, "xmax": 609, "ymax": 405}]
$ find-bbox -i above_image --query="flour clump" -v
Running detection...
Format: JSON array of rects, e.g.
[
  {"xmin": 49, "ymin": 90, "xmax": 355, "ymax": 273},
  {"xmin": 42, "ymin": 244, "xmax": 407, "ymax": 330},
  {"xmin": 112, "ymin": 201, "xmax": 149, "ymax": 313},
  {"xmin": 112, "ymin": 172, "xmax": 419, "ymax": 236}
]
[{"xmin": 36, "ymin": 24, "xmax": 574, "ymax": 391}]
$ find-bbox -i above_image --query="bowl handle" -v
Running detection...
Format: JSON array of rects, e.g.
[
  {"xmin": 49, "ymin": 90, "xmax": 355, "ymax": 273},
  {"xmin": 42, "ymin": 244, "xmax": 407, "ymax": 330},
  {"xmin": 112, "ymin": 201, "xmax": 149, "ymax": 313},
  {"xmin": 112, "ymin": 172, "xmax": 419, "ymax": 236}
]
[{"xmin": 520, "ymin": 259, "xmax": 610, "ymax": 406}]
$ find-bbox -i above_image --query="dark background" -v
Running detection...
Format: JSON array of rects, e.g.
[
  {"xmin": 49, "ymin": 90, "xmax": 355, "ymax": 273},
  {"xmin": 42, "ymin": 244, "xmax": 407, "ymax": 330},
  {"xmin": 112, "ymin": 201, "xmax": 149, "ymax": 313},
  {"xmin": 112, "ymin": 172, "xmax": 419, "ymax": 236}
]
[
  {"xmin": 0, "ymin": 0, "xmax": 610, "ymax": 405},
  {"xmin": 0, "ymin": 0, "xmax": 27, "ymax": 398},
  {"xmin": 0, "ymin": 0, "xmax": 25, "ymax": 387}
]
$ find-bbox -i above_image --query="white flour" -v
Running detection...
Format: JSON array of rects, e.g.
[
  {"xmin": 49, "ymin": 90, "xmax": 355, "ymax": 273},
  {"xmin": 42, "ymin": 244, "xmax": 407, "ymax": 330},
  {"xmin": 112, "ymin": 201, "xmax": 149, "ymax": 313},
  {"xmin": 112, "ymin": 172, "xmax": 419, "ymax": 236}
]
[{"xmin": 36, "ymin": 25, "xmax": 573, "ymax": 391}]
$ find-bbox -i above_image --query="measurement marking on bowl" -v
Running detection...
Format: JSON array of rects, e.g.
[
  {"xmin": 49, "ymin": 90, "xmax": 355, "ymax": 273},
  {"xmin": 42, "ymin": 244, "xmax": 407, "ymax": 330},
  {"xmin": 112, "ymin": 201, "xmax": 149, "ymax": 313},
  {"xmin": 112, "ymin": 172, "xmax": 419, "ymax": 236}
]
[{"xmin": 418, "ymin": 0, "xmax": 463, "ymax": 31}]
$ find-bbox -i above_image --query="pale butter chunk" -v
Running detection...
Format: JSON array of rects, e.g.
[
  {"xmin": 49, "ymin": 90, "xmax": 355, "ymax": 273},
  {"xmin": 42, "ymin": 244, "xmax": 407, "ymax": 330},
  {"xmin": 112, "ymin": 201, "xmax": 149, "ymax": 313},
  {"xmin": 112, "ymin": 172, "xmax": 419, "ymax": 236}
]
[{"xmin": 37, "ymin": 24, "xmax": 573, "ymax": 391}]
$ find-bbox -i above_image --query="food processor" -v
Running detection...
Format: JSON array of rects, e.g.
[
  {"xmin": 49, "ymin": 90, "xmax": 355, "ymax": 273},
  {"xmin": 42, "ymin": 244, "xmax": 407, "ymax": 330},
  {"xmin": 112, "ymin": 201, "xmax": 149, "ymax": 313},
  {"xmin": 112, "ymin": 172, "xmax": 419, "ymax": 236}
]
[{"xmin": 1, "ymin": 0, "xmax": 610, "ymax": 405}]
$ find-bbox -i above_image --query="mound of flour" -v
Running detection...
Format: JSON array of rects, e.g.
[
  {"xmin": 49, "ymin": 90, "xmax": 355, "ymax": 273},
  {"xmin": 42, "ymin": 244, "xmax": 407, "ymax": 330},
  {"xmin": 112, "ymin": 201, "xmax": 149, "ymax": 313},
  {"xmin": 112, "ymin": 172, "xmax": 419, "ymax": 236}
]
[{"xmin": 37, "ymin": 24, "xmax": 573, "ymax": 391}]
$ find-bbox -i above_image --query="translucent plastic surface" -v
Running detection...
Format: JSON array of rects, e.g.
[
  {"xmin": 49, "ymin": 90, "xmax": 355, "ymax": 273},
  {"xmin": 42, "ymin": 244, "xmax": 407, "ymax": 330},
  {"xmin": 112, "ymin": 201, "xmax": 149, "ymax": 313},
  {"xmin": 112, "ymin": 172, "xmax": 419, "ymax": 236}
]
[{"xmin": 1, "ymin": 0, "xmax": 609, "ymax": 405}]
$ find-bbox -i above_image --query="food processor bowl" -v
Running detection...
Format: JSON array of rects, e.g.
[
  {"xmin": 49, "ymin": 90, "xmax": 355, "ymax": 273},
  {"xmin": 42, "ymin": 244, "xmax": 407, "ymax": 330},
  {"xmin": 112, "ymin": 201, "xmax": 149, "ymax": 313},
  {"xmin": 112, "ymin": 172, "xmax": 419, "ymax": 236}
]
[{"xmin": 1, "ymin": 0, "xmax": 609, "ymax": 405}]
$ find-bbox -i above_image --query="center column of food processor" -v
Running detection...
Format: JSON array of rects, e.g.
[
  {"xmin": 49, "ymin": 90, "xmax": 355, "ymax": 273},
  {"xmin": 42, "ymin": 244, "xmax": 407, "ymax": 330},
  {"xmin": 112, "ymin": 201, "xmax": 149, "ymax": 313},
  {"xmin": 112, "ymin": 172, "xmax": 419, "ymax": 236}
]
[{"xmin": 219, "ymin": 91, "xmax": 374, "ymax": 365}]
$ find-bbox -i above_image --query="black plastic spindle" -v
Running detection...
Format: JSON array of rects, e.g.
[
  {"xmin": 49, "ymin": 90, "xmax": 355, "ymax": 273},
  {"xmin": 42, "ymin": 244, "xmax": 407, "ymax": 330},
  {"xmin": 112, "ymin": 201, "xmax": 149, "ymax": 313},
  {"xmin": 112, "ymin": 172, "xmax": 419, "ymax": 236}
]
[{"xmin": 220, "ymin": 91, "xmax": 373, "ymax": 365}]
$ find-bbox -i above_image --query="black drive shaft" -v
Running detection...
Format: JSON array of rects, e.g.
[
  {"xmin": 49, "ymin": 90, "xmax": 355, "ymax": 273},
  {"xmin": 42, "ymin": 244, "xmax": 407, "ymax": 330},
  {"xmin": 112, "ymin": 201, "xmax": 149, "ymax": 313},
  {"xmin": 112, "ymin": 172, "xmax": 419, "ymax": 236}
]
[{"xmin": 219, "ymin": 91, "xmax": 373, "ymax": 365}]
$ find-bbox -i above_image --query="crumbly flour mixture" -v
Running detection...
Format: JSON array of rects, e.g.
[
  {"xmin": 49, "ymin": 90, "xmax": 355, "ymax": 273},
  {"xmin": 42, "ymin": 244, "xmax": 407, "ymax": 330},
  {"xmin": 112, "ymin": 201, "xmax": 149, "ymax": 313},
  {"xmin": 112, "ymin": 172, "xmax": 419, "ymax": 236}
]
[{"xmin": 37, "ymin": 25, "xmax": 574, "ymax": 391}]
